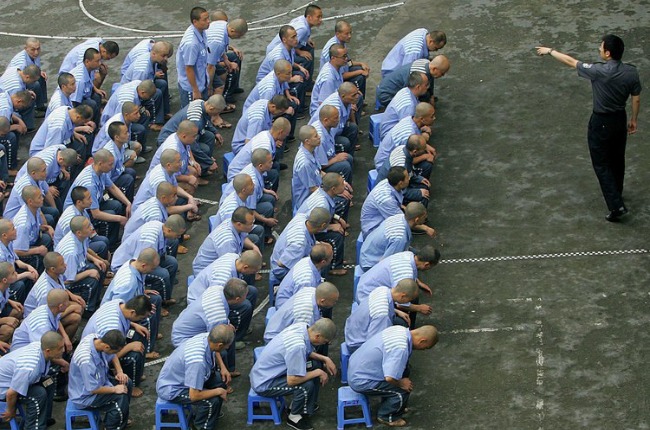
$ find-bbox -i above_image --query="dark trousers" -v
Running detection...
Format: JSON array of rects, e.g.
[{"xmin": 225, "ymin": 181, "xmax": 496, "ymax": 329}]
[
  {"xmin": 316, "ymin": 231, "xmax": 345, "ymax": 270},
  {"xmin": 346, "ymin": 65, "xmax": 367, "ymax": 97},
  {"xmin": 0, "ymin": 133, "xmax": 18, "ymax": 170},
  {"xmin": 350, "ymin": 379, "xmax": 410, "ymax": 423},
  {"xmin": 15, "ymin": 382, "xmax": 54, "ymax": 430},
  {"xmin": 84, "ymin": 377, "xmax": 133, "ymax": 430},
  {"xmin": 67, "ymin": 263, "xmax": 105, "ymax": 314},
  {"xmin": 22, "ymin": 233, "xmax": 53, "ymax": 273},
  {"xmin": 255, "ymin": 375, "xmax": 320, "ymax": 416},
  {"xmin": 145, "ymin": 255, "xmax": 177, "ymax": 302},
  {"xmin": 90, "ymin": 199, "xmax": 125, "ymax": 252},
  {"xmin": 170, "ymin": 372, "xmax": 224, "ymax": 430},
  {"xmin": 587, "ymin": 111, "xmax": 628, "ymax": 211}
]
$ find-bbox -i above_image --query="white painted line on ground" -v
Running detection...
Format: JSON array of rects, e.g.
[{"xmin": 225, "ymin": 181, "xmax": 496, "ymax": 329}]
[
  {"xmin": 440, "ymin": 248, "xmax": 649, "ymax": 264},
  {"xmin": 249, "ymin": 0, "xmax": 320, "ymax": 24},
  {"xmin": 249, "ymin": 3, "xmax": 406, "ymax": 31},
  {"xmin": 194, "ymin": 197, "xmax": 220, "ymax": 205},
  {"xmin": 535, "ymin": 298, "xmax": 545, "ymax": 429},
  {"xmin": 144, "ymin": 355, "xmax": 168, "ymax": 367},
  {"xmin": 441, "ymin": 326, "xmax": 527, "ymax": 334},
  {"xmin": 78, "ymin": 0, "xmax": 180, "ymax": 34}
]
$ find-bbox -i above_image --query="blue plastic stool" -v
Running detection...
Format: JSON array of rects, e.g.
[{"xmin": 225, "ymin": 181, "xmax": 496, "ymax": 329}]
[
  {"xmin": 353, "ymin": 266, "xmax": 364, "ymax": 302},
  {"xmin": 155, "ymin": 398, "xmax": 191, "ymax": 430},
  {"xmin": 208, "ymin": 215, "xmax": 218, "ymax": 233},
  {"xmin": 340, "ymin": 342, "xmax": 351, "ymax": 384},
  {"xmin": 223, "ymin": 152, "xmax": 234, "ymax": 179},
  {"xmin": 0, "ymin": 402, "xmax": 23, "ymax": 430},
  {"xmin": 369, "ymin": 113, "xmax": 383, "ymax": 148},
  {"xmin": 253, "ymin": 346, "xmax": 265, "ymax": 363},
  {"xmin": 355, "ymin": 232, "xmax": 363, "ymax": 263},
  {"xmin": 265, "ymin": 307, "xmax": 276, "ymax": 326},
  {"xmin": 65, "ymin": 401, "xmax": 101, "ymax": 430},
  {"xmin": 247, "ymin": 388, "xmax": 285, "ymax": 425},
  {"xmin": 374, "ymin": 85, "xmax": 382, "ymax": 111},
  {"xmin": 337, "ymin": 386, "xmax": 373, "ymax": 430},
  {"xmin": 367, "ymin": 170, "xmax": 378, "ymax": 194}
]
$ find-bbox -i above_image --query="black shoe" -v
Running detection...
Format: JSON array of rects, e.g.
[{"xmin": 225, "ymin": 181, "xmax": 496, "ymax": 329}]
[
  {"xmin": 606, "ymin": 206, "xmax": 628, "ymax": 222},
  {"xmin": 53, "ymin": 392, "xmax": 68, "ymax": 402},
  {"xmin": 141, "ymin": 146, "xmax": 154, "ymax": 154},
  {"xmin": 232, "ymin": 88, "xmax": 245, "ymax": 94},
  {"xmin": 287, "ymin": 415, "xmax": 313, "ymax": 430},
  {"xmin": 283, "ymin": 145, "xmax": 291, "ymax": 154},
  {"xmin": 279, "ymin": 163, "xmax": 288, "ymax": 171},
  {"xmin": 46, "ymin": 418, "xmax": 56, "ymax": 427}
]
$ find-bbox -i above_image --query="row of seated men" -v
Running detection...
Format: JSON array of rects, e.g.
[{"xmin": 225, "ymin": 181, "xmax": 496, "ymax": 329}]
[{"xmin": 0, "ymin": 4, "xmax": 450, "ymax": 430}]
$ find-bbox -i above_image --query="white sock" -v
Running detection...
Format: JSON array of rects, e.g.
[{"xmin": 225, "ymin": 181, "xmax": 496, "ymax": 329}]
[{"xmin": 288, "ymin": 413, "xmax": 302, "ymax": 422}]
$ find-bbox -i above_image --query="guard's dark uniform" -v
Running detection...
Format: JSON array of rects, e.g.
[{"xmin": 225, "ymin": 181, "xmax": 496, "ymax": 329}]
[{"xmin": 576, "ymin": 60, "xmax": 641, "ymax": 213}]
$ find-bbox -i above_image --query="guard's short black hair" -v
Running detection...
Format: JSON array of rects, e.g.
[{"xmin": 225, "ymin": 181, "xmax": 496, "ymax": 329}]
[
  {"xmin": 602, "ymin": 34, "xmax": 624, "ymax": 60},
  {"xmin": 387, "ymin": 166, "xmax": 407, "ymax": 186},
  {"xmin": 191, "ymin": 6, "xmax": 207, "ymax": 22},
  {"xmin": 101, "ymin": 329, "xmax": 126, "ymax": 350},
  {"xmin": 83, "ymin": 47, "xmax": 99, "ymax": 62},
  {"xmin": 70, "ymin": 186, "xmax": 88, "ymax": 204},
  {"xmin": 102, "ymin": 41, "xmax": 119, "ymax": 56}
]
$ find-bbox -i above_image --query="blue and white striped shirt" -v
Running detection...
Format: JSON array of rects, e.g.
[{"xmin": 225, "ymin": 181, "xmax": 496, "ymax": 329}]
[
  {"xmin": 0, "ymin": 341, "xmax": 48, "ymax": 398},
  {"xmin": 123, "ymin": 197, "xmax": 167, "ymax": 237},
  {"xmin": 356, "ymin": 251, "xmax": 416, "ymax": 302},
  {"xmin": 132, "ymin": 165, "xmax": 177, "ymax": 213},
  {"xmin": 359, "ymin": 214, "xmax": 411, "ymax": 270},
  {"xmin": 206, "ymin": 21, "xmax": 229, "ymax": 65},
  {"xmin": 29, "ymin": 106, "xmax": 74, "ymax": 156},
  {"xmin": 176, "ymin": 25, "xmax": 209, "ymax": 92},
  {"xmin": 374, "ymin": 115, "xmax": 419, "ymax": 169},
  {"xmin": 228, "ymin": 130, "xmax": 275, "ymax": 180},
  {"xmin": 157, "ymin": 333, "xmax": 215, "ymax": 400},
  {"xmin": 187, "ymin": 253, "xmax": 239, "ymax": 304},
  {"xmin": 292, "ymin": 145, "xmax": 322, "ymax": 213},
  {"xmin": 231, "ymin": 99, "xmax": 273, "ymax": 154},
  {"xmin": 381, "ymin": 29, "xmax": 429, "ymax": 75},
  {"xmin": 264, "ymin": 287, "xmax": 320, "ymax": 343},
  {"xmin": 11, "ymin": 305, "xmax": 61, "ymax": 351},
  {"xmin": 101, "ymin": 80, "xmax": 142, "ymax": 125},
  {"xmin": 192, "ymin": 219, "xmax": 246, "ymax": 276},
  {"xmin": 64, "ymin": 164, "xmax": 114, "ymax": 211},
  {"xmin": 345, "ymin": 286, "xmax": 395, "ymax": 350},
  {"xmin": 270, "ymin": 214, "xmax": 315, "ymax": 278},
  {"xmin": 381, "ymin": 88, "xmax": 418, "ymax": 140},
  {"xmin": 360, "ymin": 179, "xmax": 404, "ymax": 238},
  {"xmin": 243, "ymin": 71, "xmax": 288, "ymax": 112},
  {"xmin": 256, "ymin": 44, "xmax": 295, "ymax": 83},
  {"xmin": 275, "ymin": 256, "xmax": 322, "ymax": 308},
  {"xmin": 59, "ymin": 38, "xmax": 102, "ymax": 73},
  {"xmin": 55, "ymin": 231, "xmax": 89, "ymax": 282},
  {"xmin": 171, "ymin": 285, "xmax": 229, "ymax": 347},
  {"xmin": 111, "ymin": 221, "xmax": 165, "ymax": 271},
  {"xmin": 101, "ymin": 261, "xmax": 145, "ymax": 305},
  {"xmin": 24, "ymin": 272, "xmax": 66, "ymax": 317},
  {"xmin": 310, "ymin": 62, "xmax": 344, "ymax": 115}
]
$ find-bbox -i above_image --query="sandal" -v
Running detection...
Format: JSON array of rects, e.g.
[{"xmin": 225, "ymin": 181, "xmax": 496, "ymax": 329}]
[
  {"xmin": 221, "ymin": 103, "xmax": 236, "ymax": 114},
  {"xmin": 187, "ymin": 212, "xmax": 202, "ymax": 222},
  {"xmin": 214, "ymin": 119, "xmax": 232, "ymax": 129}
]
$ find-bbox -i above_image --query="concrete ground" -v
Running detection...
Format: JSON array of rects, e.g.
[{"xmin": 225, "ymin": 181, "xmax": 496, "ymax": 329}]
[{"xmin": 1, "ymin": 0, "xmax": 650, "ymax": 429}]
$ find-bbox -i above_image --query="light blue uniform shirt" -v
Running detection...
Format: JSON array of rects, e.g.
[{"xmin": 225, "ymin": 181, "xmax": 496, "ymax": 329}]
[
  {"xmin": 213, "ymin": 192, "xmax": 247, "ymax": 226},
  {"xmin": 69, "ymin": 63, "xmax": 95, "ymax": 104},
  {"xmin": 266, "ymin": 16, "xmax": 311, "ymax": 53},
  {"xmin": 380, "ymin": 88, "xmax": 418, "ymax": 140},
  {"xmin": 360, "ymin": 179, "xmax": 404, "ymax": 238},
  {"xmin": 18, "ymin": 144, "xmax": 66, "ymax": 185},
  {"xmin": 309, "ymin": 92, "xmax": 350, "ymax": 137},
  {"xmin": 176, "ymin": 25, "xmax": 209, "ymax": 92},
  {"xmin": 69, "ymin": 333, "xmax": 115, "ymax": 407},
  {"xmin": 8, "ymin": 49, "xmax": 41, "ymax": 70},
  {"xmin": 228, "ymin": 130, "xmax": 275, "ymax": 181},
  {"xmin": 0, "ymin": 92, "xmax": 14, "ymax": 120},
  {"xmin": 270, "ymin": 214, "xmax": 315, "ymax": 278},
  {"xmin": 256, "ymin": 44, "xmax": 295, "ymax": 83},
  {"xmin": 320, "ymin": 35, "xmax": 349, "ymax": 74},
  {"xmin": 59, "ymin": 38, "xmax": 102, "ymax": 73},
  {"xmin": 348, "ymin": 326, "xmax": 412, "ymax": 391},
  {"xmin": 131, "ymin": 165, "xmax": 177, "ymax": 214},
  {"xmin": 101, "ymin": 261, "xmax": 145, "ymax": 306},
  {"xmin": 310, "ymin": 62, "xmax": 344, "ymax": 115},
  {"xmin": 296, "ymin": 187, "xmax": 335, "ymax": 218},
  {"xmin": 4, "ymin": 172, "xmax": 50, "ymax": 220},
  {"xmin": 264, "ymin": 287, "xmax": 320, "ymax": 343},
  {"xmin": 149, "ymin": 133, "xmax": 190, "ymax": 175},
  {"xmin": 381, "ymin": 29, "xmax": 429, "ymax": 76},
  {"xmin": 171, "ymin": 285, "xmax": 229, "ymax": 347},
  {"xmin": 0, "ymin": 241, "xmax": 17, "ymax": 265},
  {"xmin": 187, "ymin": 253, "xmax": 239, "ymax": 304},
  {"xmin": 46, "ymin": 88, "xmax": 72, "ymax": 117},
  {"xmin": 23, "ymin": 272, "xmax": 66, "ymax": 317},
  {"xmin": 13, "ymin": 206, "xmax": 42, "ymax": 252},
  {"xmin": 291, "ymin": 145, "xmax": 321, "ymax": 214},
  {"xmin": 231, "ymin": 99, "xmax": 273, "ymax": 154},
  {"xmin": 275, "ymin": 256, "xmax": 322, "ymax": 309},
  {"xmin": 29, "ymin": 106, "xmax": 74, "ymax": 156},
  {"xmin": 0, "ymin": 342, "xmax": 49, "ymax": 398},
  {"xmin": 11, "ymin": 305, "xmax": 61, "ymax": 351},
  {"xmin": 120, "ymin": 39, "xmax": 154, "ymax": 78},
  {"xmin": 359, "ymin": 214, "xmax": 411, "ymax": 270},
  {"xmin": 0, "ymin": 68, "xmax": 26, "ymax": 95},
  {"xmin": 243, "ymin": 71, "xmax": 288, "ymax": 112},
  {"xmin": 192, "ymin": 220, "xmax": 246, "ymax": 276},
  {"xmin": 250, "ymin": 323, "xmax": 312, "ymax": 393},
  {"xmin": 357, "ymin": 251, "xmax": 416, "ymax": 303},
  {"xmin": 100, "ymin": 80, "xmax": 142, "ymax": 125},
  {"xmin": 157, "ymin": 333, "xmax": 215, "ymax": 401},
  {"xmin": 103, "ymin": 140, "xmax": 127, "ymax": 182},
  {"xmin": 206, "ymin": 21, "xmax": 229, "ymax": 65},
  {"xmin": 55, "ymin": 232, "xmax": 89, "ymax": 282},
  {"xmin": 221, "ymin": 164, "xmax": 264, "ymax": 210},
  {"xmin": 311, "ymin": 120, "xmax": 337, "ymax": 166},
  {"xmin": 111, "ymin": 221, "xmax": 165, "ymax": 271},
  {"xmin": 82, "ymin": 299, "xmax": 129, "ymax": 338},
  {"xmin": 374, "ymin": 115, "xmax": 419, "ymax": 169},
  {"xmin": 54, "ymin": 205, "xmax": 90, "ymax": 247},
  {"xmin": 122, "ymin": 197, "xmax": 167, "ymax": 237},
  {"xmin": 121, "ymin": 51, "xmax": 156, "ymax": 84},
  {"xmin": 94, "ymin": 112, "xmax": 132, "ymax": 153},
  {"xmin": 344, "ymin": 286, "xmax": 395, "ymax": 350},
  {"xmin": 63, "ymin": 164, "xmax": 114, "ymax": 210}
]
